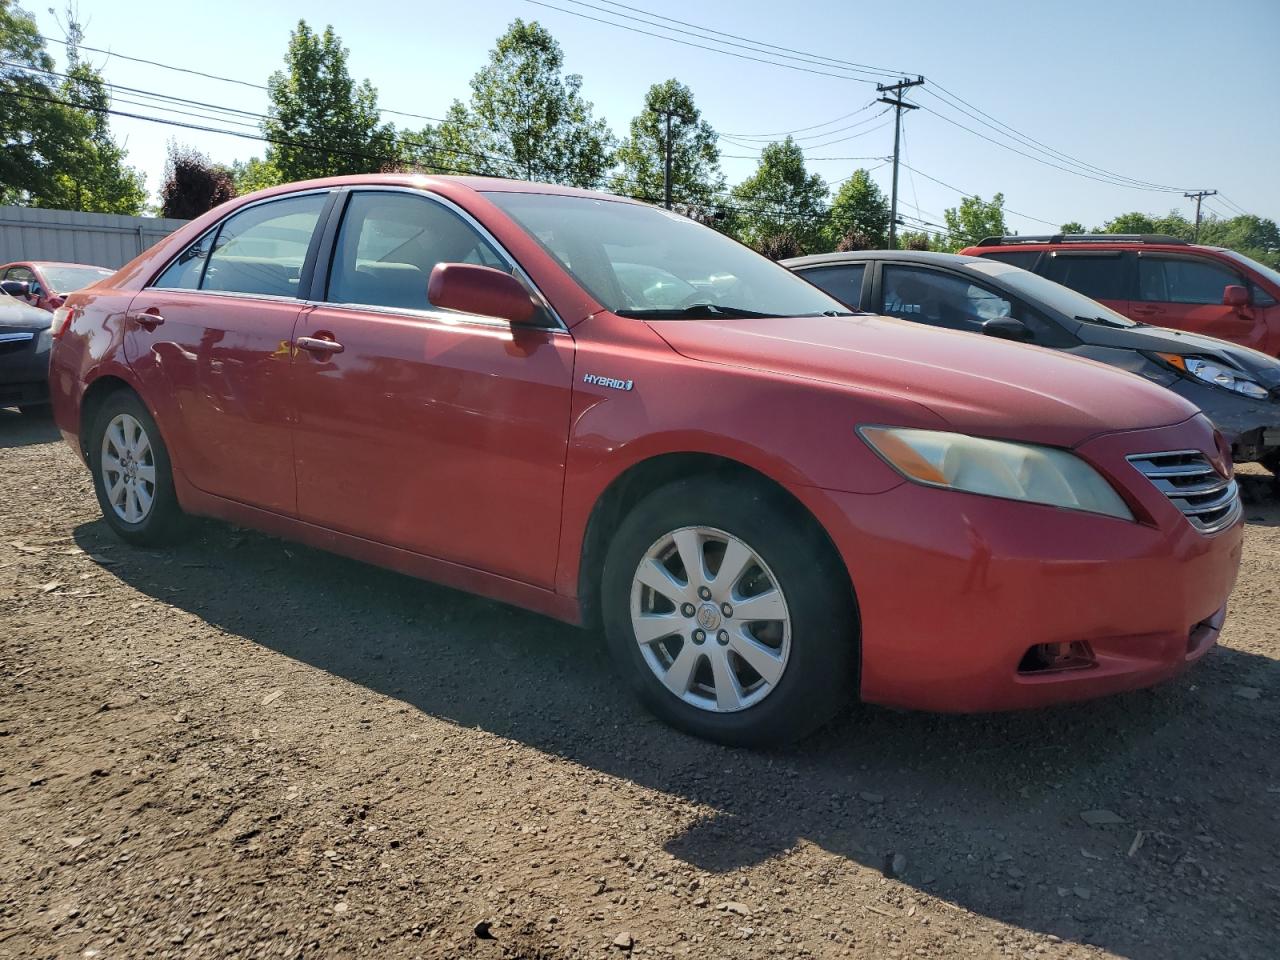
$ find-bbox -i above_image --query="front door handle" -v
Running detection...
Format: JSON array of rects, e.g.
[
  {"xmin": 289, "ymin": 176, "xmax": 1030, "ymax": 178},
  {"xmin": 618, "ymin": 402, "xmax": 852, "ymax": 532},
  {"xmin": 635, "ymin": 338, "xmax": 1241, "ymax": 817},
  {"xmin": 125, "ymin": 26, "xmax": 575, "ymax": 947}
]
[
  {"xmin": 296, "ymin": 335, "xmax": 344, "ymax": 355},
  {"xmin": 128, "ymin": 309, "xmax": 164, "ymax": 330}
]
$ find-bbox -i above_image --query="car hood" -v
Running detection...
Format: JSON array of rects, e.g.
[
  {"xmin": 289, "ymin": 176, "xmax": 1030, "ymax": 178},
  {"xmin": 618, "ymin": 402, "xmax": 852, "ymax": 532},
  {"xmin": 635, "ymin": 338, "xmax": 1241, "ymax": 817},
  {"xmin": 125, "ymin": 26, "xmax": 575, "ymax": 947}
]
[
  {"xmin": 1074, "ymin": 320, "xmax": 1280, "ymax": 391},
  {"xmin": 0, "ymin": 297, "xmax": 52, "ymax": 330},
  {"xmin": 646, "ymin": 313, "xmax": 1201, "ymax": 448}
]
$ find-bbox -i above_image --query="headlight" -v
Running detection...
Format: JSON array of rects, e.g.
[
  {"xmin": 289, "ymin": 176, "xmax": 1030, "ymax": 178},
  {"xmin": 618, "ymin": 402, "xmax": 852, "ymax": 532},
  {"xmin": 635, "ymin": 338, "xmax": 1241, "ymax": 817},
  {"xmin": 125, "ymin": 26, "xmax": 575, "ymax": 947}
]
[
  {"xmin": 1154, "ymin": 353, "xmax": 1270, "ymax": 400},
  {"xmin": 859, "ymin": 426, "xmax": 1134, "ymax": 521}
]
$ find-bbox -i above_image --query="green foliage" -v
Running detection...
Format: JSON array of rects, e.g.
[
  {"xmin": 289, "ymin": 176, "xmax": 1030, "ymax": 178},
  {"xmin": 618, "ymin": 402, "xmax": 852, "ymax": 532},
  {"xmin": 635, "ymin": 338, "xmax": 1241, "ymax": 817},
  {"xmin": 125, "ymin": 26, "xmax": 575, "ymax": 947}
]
[
  {"xmin": 1059, "ymin": 221, "xmax": 1085, "ymax": 235},
  {"xmin": 229, "ymin": 156, "xmax": 283, "ymax": 194},
  {"xmin": 609, "ymin": 79, "xmax": 724, "ymax": 206},
  {"xmin": 898, "ymin": 230, "xmax": 934, "ymax": 252},
  {"xmin": 1, "ymin": 3, "xmax": 145, "ymax": 213},
  {"xmin": 435, "ymin": 19, "xmax": 615, "ymax": 186},
  {"xmin": 1100, "ymin": 210, "xmax": 1193, "ymax": 239},
  {"xmin": 729, "ymin": 138, "xmax": 827, "ymax": 253},
  {"xmin": 263, "ymin": 21, "xmax": 397, "ymax": 180},
  {"xmin": 1198, "ymin": 214, "xmax": 1280, "ymax": 270},
  {"xmin": 825, "ymin": 169, "xmax": 890, "ymax": 250},
  {"xmin": 941, "ymin": 194, "xmax": 1006, "ymax": 252}
]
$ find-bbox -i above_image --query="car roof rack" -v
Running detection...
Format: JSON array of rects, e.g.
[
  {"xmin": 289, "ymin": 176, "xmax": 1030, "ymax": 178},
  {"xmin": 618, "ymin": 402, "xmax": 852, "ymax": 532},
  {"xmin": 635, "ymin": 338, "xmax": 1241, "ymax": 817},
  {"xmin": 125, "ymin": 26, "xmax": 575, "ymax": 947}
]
[{"xmin": 975, "ymin": 234, "xmax": 1189, "ymax": 247}]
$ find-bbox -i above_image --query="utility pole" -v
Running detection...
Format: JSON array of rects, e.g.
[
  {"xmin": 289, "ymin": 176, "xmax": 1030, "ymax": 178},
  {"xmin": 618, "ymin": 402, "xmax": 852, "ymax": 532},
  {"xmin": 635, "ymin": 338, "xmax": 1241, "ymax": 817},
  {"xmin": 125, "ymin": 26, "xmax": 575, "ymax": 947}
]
[
  {"xmin": 877, "ymin": 75, "xmax": 924, "ymax": 249},
  {"xmin": 1184, "ymin": 189, "xmax": 1217, "ymax": 242},
  {"xmin": 657, "ymin": 109, "xmax": 677, "ymax": 209}
]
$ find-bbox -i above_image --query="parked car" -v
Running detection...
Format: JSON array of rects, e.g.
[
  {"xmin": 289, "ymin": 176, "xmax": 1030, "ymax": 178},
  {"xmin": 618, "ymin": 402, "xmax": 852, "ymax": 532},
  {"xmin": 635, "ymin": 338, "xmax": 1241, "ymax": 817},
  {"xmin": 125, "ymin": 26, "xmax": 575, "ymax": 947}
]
[
  {"xmin": 0, "ymin": 286, "xmax": 55, "ymax": 413},
  {"xmin": 0, "ymin": 261, "xmax": 113, "ymax": 312},
  {"xmin": 49, "ymin": 175, "xmax": 1243, "ymax": 745},
  {"xmin": 785, "ymin": 250, "xmax": 1280, "ymax": 474},
  {"xmin": 958, "ymin": 235, "xmax": 1280, "ymax": 357}
]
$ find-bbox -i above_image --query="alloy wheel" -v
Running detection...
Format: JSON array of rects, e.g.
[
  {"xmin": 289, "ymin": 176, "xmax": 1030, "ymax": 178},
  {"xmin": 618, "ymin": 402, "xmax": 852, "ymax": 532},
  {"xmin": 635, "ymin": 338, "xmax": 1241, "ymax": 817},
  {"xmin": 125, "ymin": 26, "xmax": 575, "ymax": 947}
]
[
  {"xmin": 100, "ymin": 413, "xmax": 156, "ymax": 524},
  {"xmin": 630, "ymin": 526, "xmax": 791, "ymax": 713}
]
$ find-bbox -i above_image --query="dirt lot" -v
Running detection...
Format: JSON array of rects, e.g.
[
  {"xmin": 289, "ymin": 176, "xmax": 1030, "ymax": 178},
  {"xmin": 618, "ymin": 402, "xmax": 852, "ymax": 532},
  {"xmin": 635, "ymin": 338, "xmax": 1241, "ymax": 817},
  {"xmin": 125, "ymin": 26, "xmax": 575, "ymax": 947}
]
[{"xmin": 1, "ymin": 409, "xmax": 1277, "ymax": 960}]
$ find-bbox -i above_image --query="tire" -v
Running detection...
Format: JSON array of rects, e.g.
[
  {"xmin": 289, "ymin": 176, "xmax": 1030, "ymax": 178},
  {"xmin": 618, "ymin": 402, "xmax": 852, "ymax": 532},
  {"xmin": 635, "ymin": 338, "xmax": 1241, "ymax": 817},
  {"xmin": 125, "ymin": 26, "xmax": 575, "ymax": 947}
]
[
  {"xmin": 601, "ymin": 476, "xmax": 857, "ymax": 747},
  {"xmin": 89, "ymin": 389, "xmax": 190, "ymax": 546}
]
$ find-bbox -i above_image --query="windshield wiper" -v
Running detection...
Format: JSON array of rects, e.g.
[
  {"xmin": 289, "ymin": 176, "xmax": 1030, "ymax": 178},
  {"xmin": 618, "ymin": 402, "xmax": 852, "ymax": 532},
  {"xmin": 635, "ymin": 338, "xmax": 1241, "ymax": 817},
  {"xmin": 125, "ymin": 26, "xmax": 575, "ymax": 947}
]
[
  {"xmin": 1074, "ymin": 314, "xmax": 1137, "ymax": 328},
  {"xmin": 615, "ymin": 304, "xmax": 784, "ymax": 319}
]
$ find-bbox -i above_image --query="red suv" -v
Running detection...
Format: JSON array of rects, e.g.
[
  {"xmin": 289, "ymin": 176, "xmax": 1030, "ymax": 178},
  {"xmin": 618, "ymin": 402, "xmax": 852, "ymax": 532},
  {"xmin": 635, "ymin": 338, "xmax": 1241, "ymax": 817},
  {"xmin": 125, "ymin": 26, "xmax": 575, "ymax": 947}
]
[
  {"xmin": 48, "ymin": 176, "xmax": 1243, "ymax": 745},
  {"xmin": 961, "ymin": 235, "xmax": 1280, "ymax": 357}
]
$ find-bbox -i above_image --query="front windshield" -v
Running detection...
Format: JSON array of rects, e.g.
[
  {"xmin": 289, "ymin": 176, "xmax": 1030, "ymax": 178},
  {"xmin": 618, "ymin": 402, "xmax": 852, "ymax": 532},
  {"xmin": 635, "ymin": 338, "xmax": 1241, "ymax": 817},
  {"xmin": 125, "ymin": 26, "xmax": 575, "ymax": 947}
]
[
  {"xmin": 484, "ymin": 191, "xmax": 850, "ymax": 318},
  {"xmin": 41, "ymin": 265, "xmax": 112, "ymax": 292},
  {"xmin": 966, "ymin": 258, "xmax": 1139, "ymax": 327},
  {"xmin": 1221, "ymin": 249, "xmax": 1280, "ymax": 289}
]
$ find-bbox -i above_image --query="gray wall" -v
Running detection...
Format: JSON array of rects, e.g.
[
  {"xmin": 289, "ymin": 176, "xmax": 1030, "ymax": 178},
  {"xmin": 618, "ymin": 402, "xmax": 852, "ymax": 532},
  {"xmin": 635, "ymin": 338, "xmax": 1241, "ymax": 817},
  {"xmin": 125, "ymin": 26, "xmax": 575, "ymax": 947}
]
[{"xmin": 0, "ymin": 206, "xmax": 190, "ymax": 270}]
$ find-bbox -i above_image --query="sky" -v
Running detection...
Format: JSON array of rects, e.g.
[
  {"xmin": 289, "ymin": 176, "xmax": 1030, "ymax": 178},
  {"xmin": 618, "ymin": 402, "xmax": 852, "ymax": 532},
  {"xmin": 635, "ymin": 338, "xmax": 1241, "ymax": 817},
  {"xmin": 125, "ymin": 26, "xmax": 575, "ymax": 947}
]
[{"xmin": 27, "ymin": 0, "xmax": 1280, "ymax": 232}]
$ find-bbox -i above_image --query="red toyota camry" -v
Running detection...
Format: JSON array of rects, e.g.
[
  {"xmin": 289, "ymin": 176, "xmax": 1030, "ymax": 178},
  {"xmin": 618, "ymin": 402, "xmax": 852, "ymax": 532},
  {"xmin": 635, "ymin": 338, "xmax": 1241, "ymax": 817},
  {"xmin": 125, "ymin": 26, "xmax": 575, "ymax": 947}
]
[{"xmin": 47, "ymin": 175, "xmax": 1243, "ymax": 745}]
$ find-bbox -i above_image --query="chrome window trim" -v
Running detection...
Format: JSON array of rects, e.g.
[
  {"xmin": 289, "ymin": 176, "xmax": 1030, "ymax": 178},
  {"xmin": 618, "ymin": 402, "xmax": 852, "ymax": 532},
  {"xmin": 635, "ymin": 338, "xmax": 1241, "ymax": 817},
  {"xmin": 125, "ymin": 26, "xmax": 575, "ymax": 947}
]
[
  {"xmin": 326, "ymin": 185, "xmax": 568, "ymax": 332},
  {"xmin": 145, "ymin": 188, "xmax": 334, "ymax": 292},
  {"xmin": 0, "ymin": 331, "xmax": 36, "ymax": 344}
]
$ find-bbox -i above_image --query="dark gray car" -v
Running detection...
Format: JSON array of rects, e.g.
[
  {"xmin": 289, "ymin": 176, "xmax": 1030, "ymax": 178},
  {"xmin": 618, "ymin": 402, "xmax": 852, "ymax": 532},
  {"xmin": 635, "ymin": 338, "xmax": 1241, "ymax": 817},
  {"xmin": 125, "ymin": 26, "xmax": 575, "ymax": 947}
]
[
  {"xmin": 0, "ymin": 289, "xmax": 54, "ymax": 414},
  {"xmin": 784, "ymin": 250, "xmax": 1280, "ymax": 473}
]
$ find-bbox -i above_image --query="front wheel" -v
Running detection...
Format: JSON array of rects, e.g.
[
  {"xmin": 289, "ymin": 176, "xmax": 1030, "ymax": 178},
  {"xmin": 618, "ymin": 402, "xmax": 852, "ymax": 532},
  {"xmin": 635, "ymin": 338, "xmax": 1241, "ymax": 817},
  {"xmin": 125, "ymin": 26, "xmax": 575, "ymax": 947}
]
[
  {"xmin": 601, "ymin": 477, "xmax": 857, "ymax": 747},
  {"xmin": 89, "ymin": 390, "xmax": 190, "ymax": 545}
]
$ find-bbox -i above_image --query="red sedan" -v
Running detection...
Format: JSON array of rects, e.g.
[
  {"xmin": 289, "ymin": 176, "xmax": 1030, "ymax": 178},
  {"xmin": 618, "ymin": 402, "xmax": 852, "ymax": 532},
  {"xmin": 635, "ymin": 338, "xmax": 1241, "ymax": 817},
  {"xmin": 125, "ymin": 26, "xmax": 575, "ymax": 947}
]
[
  {"xmin": 0, "ymin": 260, "xmax": 113, "ymax": 312},
  {"xmin": 47, "ymin": 175, "xmax": 1243, "ymax": 745}
]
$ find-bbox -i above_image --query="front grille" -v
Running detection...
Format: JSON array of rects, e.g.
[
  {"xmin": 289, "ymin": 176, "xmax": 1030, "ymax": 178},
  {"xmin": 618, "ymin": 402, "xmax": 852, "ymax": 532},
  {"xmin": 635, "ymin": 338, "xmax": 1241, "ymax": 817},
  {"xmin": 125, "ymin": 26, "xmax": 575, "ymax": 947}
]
[
  {"xmin": 1126, "ymin": 450, "xmax": 1241, "ymax": 535},
  {"xmin": 0, "ymin": 330, "xmax": 36, "ymax": 356}
]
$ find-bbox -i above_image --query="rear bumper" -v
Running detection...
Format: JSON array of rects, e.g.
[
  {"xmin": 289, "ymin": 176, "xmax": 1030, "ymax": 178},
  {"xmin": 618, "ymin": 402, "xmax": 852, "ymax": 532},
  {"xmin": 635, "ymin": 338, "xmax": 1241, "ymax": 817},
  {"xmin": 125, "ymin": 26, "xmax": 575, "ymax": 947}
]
[{"xmin": 795, "ymin": 417, "xmax": 1243, "ymax": 713}]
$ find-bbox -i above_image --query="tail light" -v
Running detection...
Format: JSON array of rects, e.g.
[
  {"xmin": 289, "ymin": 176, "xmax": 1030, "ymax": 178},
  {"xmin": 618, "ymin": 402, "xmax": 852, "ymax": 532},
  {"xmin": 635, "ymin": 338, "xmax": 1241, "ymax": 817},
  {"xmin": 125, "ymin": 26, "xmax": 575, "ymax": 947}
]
[{"xmin": 50, "ymin": 305, "xmax": 76, "ymax": 339}]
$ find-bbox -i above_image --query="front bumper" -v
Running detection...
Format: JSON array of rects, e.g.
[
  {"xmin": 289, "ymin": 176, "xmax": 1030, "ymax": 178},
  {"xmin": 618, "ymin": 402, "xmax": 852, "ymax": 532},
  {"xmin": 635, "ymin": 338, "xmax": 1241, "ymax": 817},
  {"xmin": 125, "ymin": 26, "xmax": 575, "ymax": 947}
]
[
  {"xmin": 1167, "ymin": 377, "xmax": 1280, "ymax": 462},
  {"xmin": 795, "ymin": 416, "xmax": 1243, "ymax": 713}
]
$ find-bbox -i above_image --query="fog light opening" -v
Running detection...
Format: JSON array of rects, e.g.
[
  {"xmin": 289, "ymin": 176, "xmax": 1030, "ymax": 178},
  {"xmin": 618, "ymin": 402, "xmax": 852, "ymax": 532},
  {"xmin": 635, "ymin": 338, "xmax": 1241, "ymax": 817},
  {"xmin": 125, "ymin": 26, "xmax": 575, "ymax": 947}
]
[{"xmin": 1018, "ymin": 641, "xmax": 1096, "ymax": 674}]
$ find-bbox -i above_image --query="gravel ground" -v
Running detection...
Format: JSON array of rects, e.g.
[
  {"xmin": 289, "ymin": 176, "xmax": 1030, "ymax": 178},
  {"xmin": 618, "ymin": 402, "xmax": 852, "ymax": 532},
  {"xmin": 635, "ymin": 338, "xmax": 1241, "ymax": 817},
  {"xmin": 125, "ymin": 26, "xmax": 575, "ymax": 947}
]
[{"xmin": 1, "ymin": 408, "xmax": 1278, "ymax": 960}]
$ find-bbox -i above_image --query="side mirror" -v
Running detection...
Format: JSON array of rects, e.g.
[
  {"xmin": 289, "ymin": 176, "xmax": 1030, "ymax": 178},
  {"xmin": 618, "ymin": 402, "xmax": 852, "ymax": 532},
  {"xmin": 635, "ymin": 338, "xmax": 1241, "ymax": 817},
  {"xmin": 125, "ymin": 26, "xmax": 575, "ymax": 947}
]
[
  {"xmin": 427, "ymin": 263, "xmax": 537, "ymax": 325},
  {"xmin": 1223, "ymin": 284, "xmax": 1250, "ymax": 309},
  {"xmin": 0, "ymin": 280, "xmax": 30, "ymax": 298},
  {"xmin": 981, "ymin": 316, "xmax": 1033, "ymax": 342}
]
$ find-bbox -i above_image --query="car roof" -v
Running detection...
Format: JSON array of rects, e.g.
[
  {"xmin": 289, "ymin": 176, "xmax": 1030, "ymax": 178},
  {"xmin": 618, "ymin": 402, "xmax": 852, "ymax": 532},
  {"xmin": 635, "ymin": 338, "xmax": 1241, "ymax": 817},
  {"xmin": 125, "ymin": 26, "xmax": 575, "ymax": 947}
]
[
  {"xmin": 782, "ymin": 250, "xmax": 989, "ymax": 269},
  {"xmin": 238, "ymin": 172, "xmax": 646, "ymax": 207}
]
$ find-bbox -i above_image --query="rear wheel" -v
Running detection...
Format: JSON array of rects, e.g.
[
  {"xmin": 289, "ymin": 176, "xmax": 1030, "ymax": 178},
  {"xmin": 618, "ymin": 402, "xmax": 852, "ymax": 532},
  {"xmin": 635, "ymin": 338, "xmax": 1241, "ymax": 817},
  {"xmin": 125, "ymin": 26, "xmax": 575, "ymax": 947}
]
[
  {"xmin": 89, "ymin": 390, "xmax": 189, "ymax": 545},
  {"xmin": 601, "ymin": 477, "xmax": 857, "ymax": 747}
]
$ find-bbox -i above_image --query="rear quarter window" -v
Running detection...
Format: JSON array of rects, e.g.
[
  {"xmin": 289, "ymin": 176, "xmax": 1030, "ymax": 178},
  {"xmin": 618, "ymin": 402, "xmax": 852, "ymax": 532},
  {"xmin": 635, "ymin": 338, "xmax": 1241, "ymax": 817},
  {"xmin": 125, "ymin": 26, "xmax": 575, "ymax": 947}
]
[{"xmin": 1043, "ymin": 253, "xmax": 1128, "ymax": 301}]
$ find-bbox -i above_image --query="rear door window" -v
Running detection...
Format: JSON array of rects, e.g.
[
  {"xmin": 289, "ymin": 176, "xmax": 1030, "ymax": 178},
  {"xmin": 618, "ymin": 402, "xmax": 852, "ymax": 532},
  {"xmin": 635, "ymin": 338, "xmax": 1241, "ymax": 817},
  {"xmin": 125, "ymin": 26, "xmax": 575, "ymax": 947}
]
[
  {"xmin": 976, "ymin": 251, "xmax": 1041, "ymax": 271},
  {"xmin": 154, "ymin": 193, "xmax": 326, "ymax": 296},
  {"xmin": 1137, "ymin": 256, "xmax": 1242, "ymax": 304},
  {"xmin": 1043, "ymin": 253, "xmax": 1128, "ymax": 301},
  {"xmin": 798, "ymin": 264, "xmax": 866, "ymax": 309}
]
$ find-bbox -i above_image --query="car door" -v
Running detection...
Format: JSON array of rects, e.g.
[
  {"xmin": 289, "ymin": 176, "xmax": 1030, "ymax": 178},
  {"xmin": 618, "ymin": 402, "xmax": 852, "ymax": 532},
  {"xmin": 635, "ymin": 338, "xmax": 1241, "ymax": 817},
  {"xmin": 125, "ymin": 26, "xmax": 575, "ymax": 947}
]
[
  {"xmin": 290, "ymin": 188, "xmax": 575, "ymax": 588},
  {"xmin": 794, "ymin": 262, "xmax": 868, "ymax": 310},
  {"xmin": 1040, "ymin": 251, "xmax": 1132, "ymax": 319},
  {"xmin": 1133, "ymin": 253, "xmax": 1260, "ymax": 348},
  {"xmin": 122, "ymin": 190, "xmax": 331, "ymax": 514}
]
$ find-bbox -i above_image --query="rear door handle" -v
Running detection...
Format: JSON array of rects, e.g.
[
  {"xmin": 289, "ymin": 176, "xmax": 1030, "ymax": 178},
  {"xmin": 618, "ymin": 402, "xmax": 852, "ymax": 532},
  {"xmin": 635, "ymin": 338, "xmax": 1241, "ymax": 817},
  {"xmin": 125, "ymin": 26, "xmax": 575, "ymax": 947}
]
[
  {"xmin": 296, "ymin": 335, "xmax": 344, "ymax": 355},
  {"xmin": 128, "ymin": 309, "xmax": 164, "ymax": 330}
]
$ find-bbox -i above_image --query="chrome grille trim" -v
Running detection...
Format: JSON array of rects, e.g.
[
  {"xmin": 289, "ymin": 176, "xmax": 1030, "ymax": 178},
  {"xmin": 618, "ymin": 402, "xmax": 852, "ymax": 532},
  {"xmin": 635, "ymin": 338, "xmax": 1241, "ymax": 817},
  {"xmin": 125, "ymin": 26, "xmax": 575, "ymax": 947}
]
[{"xmin": 1126, "ymin": 449, "xmax": 1241, "ymax": 535}]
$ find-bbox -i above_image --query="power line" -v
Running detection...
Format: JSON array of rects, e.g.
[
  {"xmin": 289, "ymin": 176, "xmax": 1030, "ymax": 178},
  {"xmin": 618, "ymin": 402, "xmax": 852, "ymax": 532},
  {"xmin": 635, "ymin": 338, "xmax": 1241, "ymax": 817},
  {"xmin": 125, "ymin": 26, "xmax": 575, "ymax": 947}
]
[
  {"xmin": 522, "ymin": 0, "xmax": 883, "ymax": 84},
  {"xmin": 722, "ymin": 107, "xmax": 888, "ymax": 144},
  {"xmin": 895, "ymin": 161, "xmax": 1060, "ymax": 228},
  {"xmin": 720, "ymin": 102, "xmax": 877, "ymax": 139}
]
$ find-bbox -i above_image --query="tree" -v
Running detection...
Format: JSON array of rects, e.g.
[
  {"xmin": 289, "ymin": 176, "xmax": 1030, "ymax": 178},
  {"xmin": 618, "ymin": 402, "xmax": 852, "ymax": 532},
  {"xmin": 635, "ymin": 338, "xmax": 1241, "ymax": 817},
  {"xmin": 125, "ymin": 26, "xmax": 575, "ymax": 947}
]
[
  {"xmin": 729, "ymin": 138, "xmax": 827, "ymax": 253},
  {"xmin": 1199, "ymin": 214, "xmax": 1280, "ymax": 269},
  {"xmin": 1, "ymin": 4, "xmax": 145, "ymax": 213},
  {"xmin": 1100, "ymin": 210, "xmax": 1192, "ymax": 239},
  {"xmin": 899, "ymin": 230, "xmax": 933, "ymax": 251},
  {"xmin": 610, "ymin": 79, "xmax": 724, "ymax": 206},
  {"xmin": 825, "ymin": 169, "xmax": 890, "ymax": 250},
  {"xmin": 230, "ymin": 156, "xmax": 282, "ymax": 194},
  {"xmin": 1059, "ymin": 221, "xmax": 1085, "ymax": 235},
  {"xmin": 942, "ymin": 193, "xmax": 1006, "ymax": 251},
  {"xmin": 436, "ymin": 20, "xmax": 615, "ymax": 187},
  {"xmin": 263, "ymin": 21, "xmax": 397, "ymax": 180},
  {"xmin": 160, "ymin": 143, "xmax": 235, "ymax": 219}
]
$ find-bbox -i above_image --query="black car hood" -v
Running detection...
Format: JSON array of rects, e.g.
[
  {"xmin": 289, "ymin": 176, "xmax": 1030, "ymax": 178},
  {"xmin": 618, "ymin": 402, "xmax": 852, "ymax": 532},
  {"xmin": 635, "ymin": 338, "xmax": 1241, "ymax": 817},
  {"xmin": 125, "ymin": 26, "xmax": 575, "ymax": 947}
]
[
  {"xmin": 0, "ymin": 297, "xmax": 52, "ymax": 330},
  {"xmin": 1074, "ymin": 319, "xmax": 1280, "ymax": 390}
]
